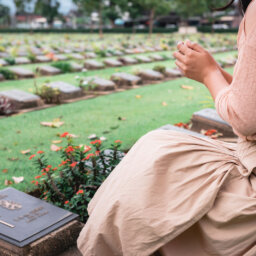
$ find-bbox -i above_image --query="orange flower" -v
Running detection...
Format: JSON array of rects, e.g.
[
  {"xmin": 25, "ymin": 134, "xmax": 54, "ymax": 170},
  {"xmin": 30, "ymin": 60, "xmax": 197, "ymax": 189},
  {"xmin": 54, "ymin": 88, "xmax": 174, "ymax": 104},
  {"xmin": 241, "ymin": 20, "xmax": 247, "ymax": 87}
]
[
  {"xmin": 29, "ymin": 154, "xmax": 36, "ymax": 160},
  {"xmin": 76, "ymin": 189, "xmax": 84, "ymax": 195},
  {"xmin": 70, "ymin": 162, "xmax": 77, "ymax": 168},
  {"xmin": 64, "ymin": 200, "xmax": 69, "ymax": 204},
  {"xmin": 90, "ymin": 140, "xmax": 102, "ymax": 145},
  {"xmin": 37, "ymin": 150, "xmax": 44, "ymax": 154},
  {"xmin": 86, "ymin": 153, "xmax": 95, "ymax": 160},
  {"xmin": 35, "ymin": 175, "xmax": 42, "ymax": 179},
  {"xmin": 65, "ymin": 146, "xmax": 75, "ymax": 153},
  {"xmin": 60, "ymin": 132, "xmax": 69, "ymax": 138},
  {"xmin": 114, "ymin": 140, "xmax": 122, "ymax": 143}
]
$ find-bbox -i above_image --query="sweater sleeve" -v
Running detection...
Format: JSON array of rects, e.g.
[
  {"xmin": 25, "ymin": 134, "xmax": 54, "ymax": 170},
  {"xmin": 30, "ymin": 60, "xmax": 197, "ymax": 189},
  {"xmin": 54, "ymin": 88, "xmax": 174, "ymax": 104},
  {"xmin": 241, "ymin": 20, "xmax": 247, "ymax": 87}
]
[{"xmin": 215, "ymin": 4, "xmax": 256, "ymax": 137}]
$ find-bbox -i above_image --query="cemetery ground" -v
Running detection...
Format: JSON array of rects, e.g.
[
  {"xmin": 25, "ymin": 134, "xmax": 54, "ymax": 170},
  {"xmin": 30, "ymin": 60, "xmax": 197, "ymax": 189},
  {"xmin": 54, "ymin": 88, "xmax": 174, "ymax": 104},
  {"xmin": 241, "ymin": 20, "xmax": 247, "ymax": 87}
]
[{"xmin": 0, "ymin": 65, "xmax": 234, "ymax": 192}]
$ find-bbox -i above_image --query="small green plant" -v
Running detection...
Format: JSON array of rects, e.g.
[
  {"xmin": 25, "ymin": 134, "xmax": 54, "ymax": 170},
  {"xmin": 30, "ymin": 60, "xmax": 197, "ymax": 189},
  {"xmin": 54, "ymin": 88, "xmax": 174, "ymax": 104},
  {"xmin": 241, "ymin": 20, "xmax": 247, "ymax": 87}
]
[
  {"xmin": 4, "ymin": 57, "xmax": 16, "ymax": 65},
  {"xmin": 29, "ymin": 134, "xmax": 124, "ymax": 222},
  {"xmin": 34, "ymin": 82, "xmax": 61, "ymax": 104},
  {"xmin": 51, "ymin": 62, "xmax": 72, "ymax": 73},
  {"xmin": 0, "ymin": 68, "xmax": 16, "ymax": 80},
  {"xmin": 0, "ymin": 96, "xmax": 14, "ymax": 115},
  {"xmin": 153, "ymin": 65, "xmax": 166, "ymax": 74},
  {"xmin": 75, "ymin": 76, "xmax": 98, "ymax": 91}
]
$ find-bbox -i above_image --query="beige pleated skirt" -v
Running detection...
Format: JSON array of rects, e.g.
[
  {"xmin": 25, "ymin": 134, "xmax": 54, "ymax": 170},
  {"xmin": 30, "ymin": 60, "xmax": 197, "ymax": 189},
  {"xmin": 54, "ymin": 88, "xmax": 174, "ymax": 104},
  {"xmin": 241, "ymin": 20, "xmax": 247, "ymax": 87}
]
[{"xmin": 77, "ymin": 130, "xmax": 256, "ymax": 256}]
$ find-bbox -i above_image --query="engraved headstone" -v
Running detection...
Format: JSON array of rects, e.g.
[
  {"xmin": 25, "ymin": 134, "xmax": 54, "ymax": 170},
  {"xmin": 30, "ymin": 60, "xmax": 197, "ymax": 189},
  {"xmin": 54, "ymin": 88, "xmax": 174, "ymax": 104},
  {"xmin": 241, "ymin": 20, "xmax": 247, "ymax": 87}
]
[
  {"xmin": 35, "ymin": 56, "xmax": 51, "ymax": 63},
  {"xmin": 0, "ymin": 74, "xmax": 5, "ymax": 81},
  {"xmin": 138, "ymin": 69, "xmax": 164, "ymax": 81},
  {"xmin": 119, "ymin": 56, "xmax": 138, "ymax": 65},
  {"xmin": 83, "ymin": 77, "xmax": 116, "ymax": 91},
  {"xmin": 55, "ymin": 54, "xmax": 68, "ymax": 61},
  {"xmin": 0, "ymin": 188, "xmax": 81, "ymax": 256},
  {"xmin": 85, "ymin": 52, "xmax": 97, "ymax": 59},
  {"xmin": 0, "ymin": 59, "xmax": 8, "ymax": 66},
  {"xmin": 103, "ymin": 59, "xmax": 122, "ymax": 67},
  {"xmin": 70, "ymin": 62, "xmax": 83, "ymax": 72},
  {"xmin": 136, "ymin": 55, "xmax": 152, "ymax": 63},
  {"xmin": 158, "ymin": 124, "xmax": 208, "ymax": 139},
  {"xmin": 70, "ymin": 53, "xmax": 84, "ymax": 60},
  {"xmin": 150, "ymin": 54, "xmax": 164, "ymax": 61},
  {"xmin": 113, "ymin": 50, "xmax": 123, "ymax": 56},
  {"xmin": 165, "ymin": 68, "xmax": 182, "ymax": 78},
  {"xmin": 191, "ymin": 108, "xmax": 235, "ymax": 137},
  {"xmin": 9, "ymin": 67, "xmax": 35, "ymax": 79},
  {"xmin": 48, "ymin": 81, "xmax": 82, "ymax": 100},
  {"xmin": 111, "ymin": 73, "xmax": 142, "ymax": 86},
  {"xmin": 84, "ymin": 60, "xmax": 105, "ymax": 70},
  {"xmin": 37, "ymin": 66, "xmax": 61, "ymax": 76},
  {"xmin": 0, "ymin": 90, "xmax": 43, "ymax": 109},
  {"xmin": 15, "ymin": 57, "xmax": 31, "ymax": 65}
]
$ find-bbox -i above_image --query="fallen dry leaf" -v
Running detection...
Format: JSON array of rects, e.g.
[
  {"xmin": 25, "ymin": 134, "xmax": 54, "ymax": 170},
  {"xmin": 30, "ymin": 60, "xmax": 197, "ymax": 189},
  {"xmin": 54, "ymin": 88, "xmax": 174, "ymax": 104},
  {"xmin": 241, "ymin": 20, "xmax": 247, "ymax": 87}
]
[
  {"xmin": 41, "ymin": 121, "xmax": 64, "ymax": 128},
  {"xmin": 181, "ymin": 85, "xmax": 194, "ymax": 90},
  {"xmin": 2, "ymin": 169, "xmax": 8, "ymax": 173},
  {"xmin": 21, "ymin": 149, "xmax": 31, "ymax": 155},
  {"xmin": 12, "ymin": 176, "xmax": 24, "ymax": 184},
  {"xmin": 51, "ymin": 144, "xmax": 62, "ymax": 152},
  {"xmin": 135, "ymin": 95, "xmax": 142, "ymax": 99},
  {"xmin": 4, "ymin": 179, "xmax": 13, "ymax": 186},
  {"xmin": 8, "ymin": 157, "xmax": 19, "ymax": 161},
  {"xmin": 88, "ymin": 134, "xmax": 97, "ymax": 140},
  {"xmin": 52, "ymin": 140, "xmax": 62, "ymax": 144},
  {"xmin": 68, "ymin": 133, "xmax": 79, "ymax": 138},
  {"xmin": 162, "ymin": 101, "xmax": 168, "ymax": 106}
]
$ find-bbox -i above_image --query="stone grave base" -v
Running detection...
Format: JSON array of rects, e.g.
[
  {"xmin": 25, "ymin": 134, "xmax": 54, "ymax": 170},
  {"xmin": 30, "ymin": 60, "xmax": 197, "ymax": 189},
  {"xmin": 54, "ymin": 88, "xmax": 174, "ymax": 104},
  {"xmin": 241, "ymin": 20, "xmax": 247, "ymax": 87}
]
[{"xmin": 0, "ymin": 220, "xmax": 83, "ymax": 256}]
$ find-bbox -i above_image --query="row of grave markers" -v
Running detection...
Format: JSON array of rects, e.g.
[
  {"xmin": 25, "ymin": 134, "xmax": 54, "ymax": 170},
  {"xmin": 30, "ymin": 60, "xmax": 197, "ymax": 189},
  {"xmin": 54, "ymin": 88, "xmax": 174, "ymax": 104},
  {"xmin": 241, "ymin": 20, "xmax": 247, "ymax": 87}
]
[{"xmin": 0, "ymin": 53, "xmax": 237, "ymax": 82}]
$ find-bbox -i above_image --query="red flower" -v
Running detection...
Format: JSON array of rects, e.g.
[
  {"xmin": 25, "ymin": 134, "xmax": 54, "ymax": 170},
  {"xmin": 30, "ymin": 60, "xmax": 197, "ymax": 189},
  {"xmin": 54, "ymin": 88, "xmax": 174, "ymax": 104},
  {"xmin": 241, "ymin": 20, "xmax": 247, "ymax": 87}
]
[
  {"xmin": 47, "ymin": 165, "xmax": 52, "ymax": 169},
  {"xmin": 52, "ymin": 167, "xmax": 58, "ymax": 171},
  {"xmin": 37, "ymin": 150, "xmax": 44, "ymax": 154},
  {"xmin": 31, "ymin": 180, "xmax": 35, "ymax": 184},
  {"xmin": 65, "ymin": 146, "xmax": 75, "ymax": 153},
  {"xmin": 204, "ymin": 129, "xmax": 217, "ymax": 136},
  {"xmin": 70, "ymin": 162, "xmax": 77, "ymax": 168},
  {"xmin": 95, "ymin": 150, "xmax": 100, "ymax": 156},
  {"xmin": 114, "ymin": 140, "xmax": 122, "ymax": 143},
  {"xmin": 83, "ymin": 146, "xmax": 92, "ymax": 153},
  {"xmin": 42, "ymin": 173, "xmax": 46, "ymax": 176},
  {"xmin": 59, "ymin": 160, "xmax": 68, "ymax": 167},
  {"xmin": 64, "ymin": 200, "xmax": 69, "ymax": 204},
  {"xmin": 35, "ymin": 175, "xmax": 42, "ymax": 179},
  {"xmin": 29, "ymin": 154, "xmax": 36, "ymax": 160},
  {"xmin": 60, "ymin": 132, "xmax": 69, "ymax": 137},
  {"xmin": 35, "ymin": 181, "xmax": 39, "ymax": 186},
  {"xmin": 44, "ymin": 168, "xmax": 50, "ymax": 172},
  {"xmin": 76, "ymin": 189, "xmax": 84, "ymax": 195},
  {"xmin": 86, "ymin": 153, "xmax": 95, "ymax": 160},
  {"xmin": 90, "ymin": 140, "xmax": 102, "ymax": 145}
]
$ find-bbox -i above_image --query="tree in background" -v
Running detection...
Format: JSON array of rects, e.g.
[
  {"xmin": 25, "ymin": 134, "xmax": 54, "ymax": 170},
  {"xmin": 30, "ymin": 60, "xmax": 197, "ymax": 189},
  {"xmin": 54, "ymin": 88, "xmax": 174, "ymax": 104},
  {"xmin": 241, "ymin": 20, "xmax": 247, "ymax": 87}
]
[
  {"xmin": 34, "ymin": 0, "xmax": 61, "ymax": 27},
  {"xmin": 132, "ymin": 0, "xmax": 172, "ymax": 36},
  {"xmin": 0, "ymin": 4, "xmax": 10, "ymax": 27}
]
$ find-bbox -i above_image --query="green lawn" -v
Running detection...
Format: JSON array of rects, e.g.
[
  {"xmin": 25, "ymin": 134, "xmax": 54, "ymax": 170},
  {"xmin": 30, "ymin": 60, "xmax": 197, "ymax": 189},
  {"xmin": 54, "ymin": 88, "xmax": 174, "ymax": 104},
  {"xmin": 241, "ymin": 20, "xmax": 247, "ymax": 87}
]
[{"xmin": 0, "ymin": 51, "xmax": 235, "ymax": 192}]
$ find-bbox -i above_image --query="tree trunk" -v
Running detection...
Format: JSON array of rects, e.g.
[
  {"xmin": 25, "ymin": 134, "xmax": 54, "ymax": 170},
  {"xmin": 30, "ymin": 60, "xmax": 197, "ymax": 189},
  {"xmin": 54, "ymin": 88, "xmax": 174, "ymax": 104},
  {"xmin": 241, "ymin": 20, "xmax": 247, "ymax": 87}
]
[
  {"xmin": 99, "ymin": 7, "xmax": 103, "ymax": 39},
  {"xmin": 149, "ymin": 8, "xmax": 155, "ymax": 37}
]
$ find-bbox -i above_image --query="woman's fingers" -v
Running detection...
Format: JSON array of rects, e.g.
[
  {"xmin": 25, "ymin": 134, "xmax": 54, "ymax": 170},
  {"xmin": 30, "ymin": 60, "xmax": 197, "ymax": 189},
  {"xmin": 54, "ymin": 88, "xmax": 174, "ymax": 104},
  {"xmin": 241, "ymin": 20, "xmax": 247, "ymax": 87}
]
[
  {"xmin": 185, "ymin": 41, "xmax": 204, "ymax": 53},
  {"xmin": 175, "ymin": 60, "xmax": 186, "ymax": 74},
  {"xmin": 173, "ymin": 51, "xmax": 186, "ymax": 63},
  {"xmin": 177, "ymin": 42, "xmax": 191, "ymax": 55}
]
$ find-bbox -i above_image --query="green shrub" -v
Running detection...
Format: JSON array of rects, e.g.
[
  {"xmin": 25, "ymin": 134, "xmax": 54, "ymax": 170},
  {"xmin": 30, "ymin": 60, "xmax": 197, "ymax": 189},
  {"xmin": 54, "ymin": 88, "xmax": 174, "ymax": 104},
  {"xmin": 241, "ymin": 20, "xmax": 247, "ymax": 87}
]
[
  {"xmin": 51, "ymin": 62, "xmax": 72, "ymax": 73},
  {"xmin": 4, "ymin": 57, "xmax": 15, "ymax": 65},
  {"xmin": 153, "ymin": 65, "xmax": 166, "ymax": 74},
  {"xmin": 29, "ymin": 135, "xmax": 124, "ymax": 222},
  {"xmin": 34, "ymin": 82, "xmax": 61, "ymax": 104},
  {"xmin": 0, "ymin": 68, "xmax": 16, "ymax": 80}
]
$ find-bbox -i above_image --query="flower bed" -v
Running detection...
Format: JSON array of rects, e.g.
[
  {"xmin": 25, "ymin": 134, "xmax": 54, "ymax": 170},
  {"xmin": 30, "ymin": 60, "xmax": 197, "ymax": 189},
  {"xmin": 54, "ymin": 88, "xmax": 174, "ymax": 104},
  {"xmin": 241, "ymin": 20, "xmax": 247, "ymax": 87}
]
[{"xmin": 29, "ymin": 132, "xmax": 124, "ymax": 222}]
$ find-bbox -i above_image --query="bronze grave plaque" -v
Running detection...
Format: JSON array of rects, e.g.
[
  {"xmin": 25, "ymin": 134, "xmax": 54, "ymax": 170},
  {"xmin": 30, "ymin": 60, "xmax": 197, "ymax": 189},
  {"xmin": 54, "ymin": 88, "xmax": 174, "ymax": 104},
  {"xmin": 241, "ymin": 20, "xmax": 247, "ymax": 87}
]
[{"xmin": 0, "ymin": 187, "xmax": 78, "ymax": 247}]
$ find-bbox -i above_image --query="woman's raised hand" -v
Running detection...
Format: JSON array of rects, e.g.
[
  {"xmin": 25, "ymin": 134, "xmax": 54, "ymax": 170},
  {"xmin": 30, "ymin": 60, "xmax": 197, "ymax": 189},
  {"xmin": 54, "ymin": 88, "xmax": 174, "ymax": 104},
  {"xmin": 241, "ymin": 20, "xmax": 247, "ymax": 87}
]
[{"xmin": 173, "ymin": 40, "xmax": 219, "ymax": 84}]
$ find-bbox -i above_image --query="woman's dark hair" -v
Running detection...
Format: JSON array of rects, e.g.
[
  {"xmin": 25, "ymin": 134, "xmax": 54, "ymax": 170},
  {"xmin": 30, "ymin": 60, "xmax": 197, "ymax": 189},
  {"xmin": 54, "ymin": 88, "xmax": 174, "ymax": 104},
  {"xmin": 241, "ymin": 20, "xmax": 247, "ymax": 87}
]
[{"xmin": 214, "ymin": 0, "xmax": 252, "ymax": 13}]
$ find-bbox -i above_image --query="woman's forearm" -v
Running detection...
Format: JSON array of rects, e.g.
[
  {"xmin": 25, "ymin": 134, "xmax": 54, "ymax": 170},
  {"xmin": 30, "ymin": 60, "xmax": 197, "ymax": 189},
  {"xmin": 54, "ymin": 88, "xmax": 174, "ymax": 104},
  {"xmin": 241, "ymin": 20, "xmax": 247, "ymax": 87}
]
[
  {"xmin": 203, "ymin": 68, "xmax": 230, "ymax": 100},
  {"xmin": 219, "ymin": 67, "xmax": 233, "ymax": 84}
]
